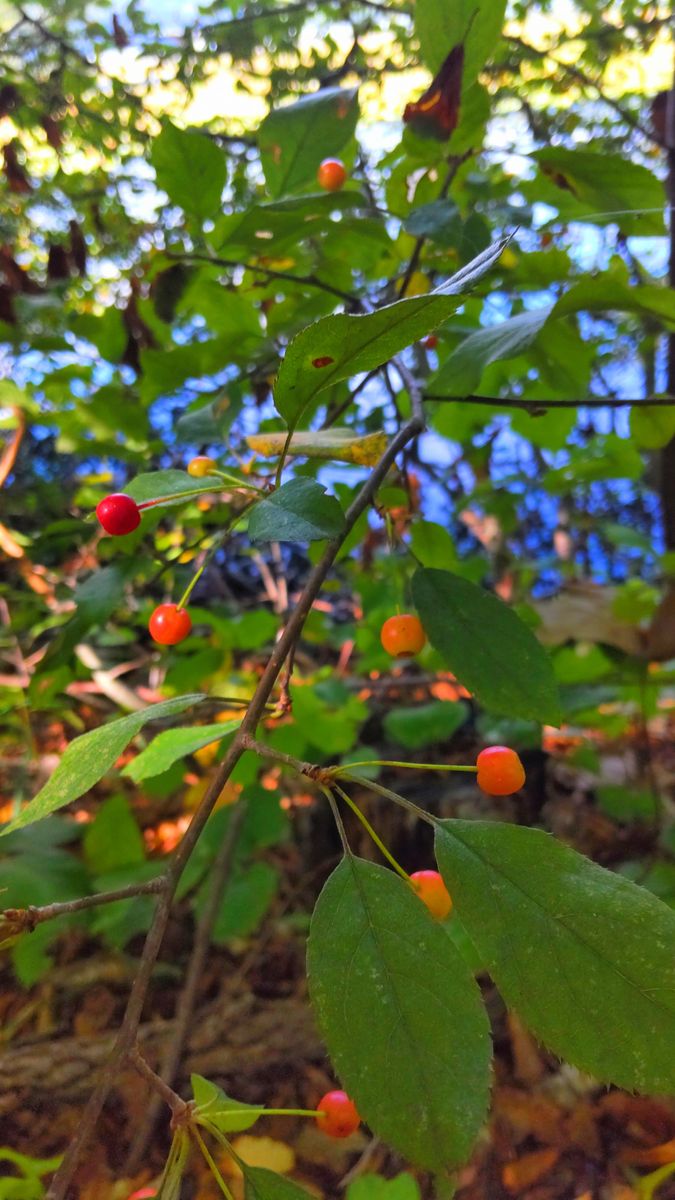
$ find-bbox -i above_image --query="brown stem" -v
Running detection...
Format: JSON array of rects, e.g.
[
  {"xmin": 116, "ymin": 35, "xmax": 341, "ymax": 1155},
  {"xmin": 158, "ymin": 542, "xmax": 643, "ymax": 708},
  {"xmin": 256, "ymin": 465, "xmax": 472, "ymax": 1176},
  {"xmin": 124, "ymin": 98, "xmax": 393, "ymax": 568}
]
[
  {"xmin": 45, "ymin": 412, "xmax": 423, "ymax": 1200},
  {"xmin": 123, "ymin": 800, "xmax": 247, "ymax": 1172},
  {"xmin": 167, "ymin": 250, "xmax": 359, "ymax": 307},
  {"xmin": 127, "ymin": 1046, "xmax": 190, "ymax": 1120},
  {"xmin": 424, "ymin": 392, "xmax": 675, "ymax": 410},
  {"xmin": 1, "ymin": 877, "xmax": 167, "ymax": 932}
]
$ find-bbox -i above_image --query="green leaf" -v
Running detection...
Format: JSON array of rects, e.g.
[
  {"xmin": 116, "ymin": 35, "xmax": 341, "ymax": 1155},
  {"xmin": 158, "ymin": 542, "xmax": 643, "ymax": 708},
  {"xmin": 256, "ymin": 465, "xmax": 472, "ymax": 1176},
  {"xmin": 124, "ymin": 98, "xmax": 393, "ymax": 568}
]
[
  {"xmin": 248, "ymin": 479, "xmax": 345, "ymax": 543},
  {"xmin": 204, "ymin": 861, "xmax": 279, "ymax": 943},
  {"xmin": 532, "ymin": 147, "xmax": 665, "ymax": 236},
  {"xmin": 409, "ymin": 521, "xmax": 458, "ymax": 571},
  {"xmin": 435, "ymin": 820, "xmax": 675, "ymax": 1093},
  {"xmin": 415, "ymin": 0, "xmax": 507, "ymax": 82},
  {"xmin": 42, "ymin": 564, "xmax": 133, "ymax": 665},
  {"xmin": 412, "ymin": 569, "xmax": 560, "ymax": 725},
  {"xmin": 122, "ymin": 720, "xmax": 241, "ymax": 782},
  {"xmin": 151, "ymin": 121, "xmax": 227, "ymax": 221},
  {"xmin": 192, "ymin": 1074, "xmax": 265, "ymax": 1134},
  {"xmin": 259, "ymin": 86, "xmax": 359, "ymax": 198},
  {"xmin": 597, "ymin": 785, "xmax": 658, "ymax": 824},
  {"xmin": 307, "ymin": 856, "xmax": 491, "ymax": 1172},
  {"xmin": 274, "ymin": 239, "xmax": 507, "ymax": 430},
  {"xmin": 244, "ymin": 1167, "xmax": 316, "ymax": 1200},
  {"xmin": 383, "ymin": 701, "xmax": 467, "ymax": 750},
  {"xmin": 125, "ymin": 469, "xmax": 223, "ymax": 504},
  {"xmin": 429, "ymin": 307, "xmax": 553, "ymax": 396},
  {"xmin": 0, "ymin": 695, "xmax": 204, "ymax": 836},
  {"xmin": 631, "ymin": 404, "xmax": 675, "ymax": 450},
  {"xmin": 83, "ymin": 794, "xmax": 145, "ymax": 874},
  {"xmin": 347, "ymin": 1175, "xmax": 420, "ymax": 1200}
]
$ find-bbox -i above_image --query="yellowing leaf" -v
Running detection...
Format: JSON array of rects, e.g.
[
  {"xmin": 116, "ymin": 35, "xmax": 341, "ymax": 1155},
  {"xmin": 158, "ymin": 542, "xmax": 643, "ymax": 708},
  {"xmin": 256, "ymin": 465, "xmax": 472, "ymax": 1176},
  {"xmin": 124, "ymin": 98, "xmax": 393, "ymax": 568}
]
[
  {"xmin": 224, "ymin": 1137, "xmax": 296, "ymax": 1179},
  {"xmin": 246, "ymin": 429, "xmax": 387, "ymax": 467}
]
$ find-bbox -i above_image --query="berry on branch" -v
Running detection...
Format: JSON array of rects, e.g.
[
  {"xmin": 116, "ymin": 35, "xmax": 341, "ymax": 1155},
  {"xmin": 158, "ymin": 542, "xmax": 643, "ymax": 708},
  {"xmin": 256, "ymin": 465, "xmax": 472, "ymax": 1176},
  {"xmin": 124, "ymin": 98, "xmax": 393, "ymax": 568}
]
[
  {"xmin": 96, "ymin": 493, "xmax": 140, "ymax": 536},
  {"xmin": 187, "ymin": 456, "xmax": 217, "ymax": 477},
  {"xmin": 317, "ymin": 158, "xmax": 347, "ymax": 191},
  {"xmin": 476, "ymin": 746, "xmax": 525, "ymax": 795},
  {"xmin": 380, "ymin": 613, "xmax": 426, "ymax": 657},
  {"xmin": 424, "ymin": 334, "xmax": 438, "ymax": 349},
  {"xmin": 149, "ymin": 604, "xmax": 192, "ymax": 646},
  {"xmin": 316, "ymin": 1090, "xmax": 361, "ymax": 1138},
  {"xmin": 410, "ymin": 870, "xmax": 452, "ymax": 919}
]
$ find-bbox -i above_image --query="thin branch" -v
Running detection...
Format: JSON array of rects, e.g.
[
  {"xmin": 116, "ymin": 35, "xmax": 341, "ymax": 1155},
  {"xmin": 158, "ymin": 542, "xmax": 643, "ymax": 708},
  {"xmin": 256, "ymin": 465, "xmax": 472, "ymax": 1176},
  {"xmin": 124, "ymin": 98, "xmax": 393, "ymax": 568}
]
[
  {"xmin": 123, "ymin": 799, "xmax": 247, "ymax": 1172},
  {"xmin": 240, "ymin": 733, "xmax": 321, "ymax": 779},
  {"xmin": 1, "ymin": 878, "xmax": 167, "ymax": 933},
  {"xmin": 46, "ymin": 410, "xmax": 424, "ymax": 1200},
  {"xmin": 397, "ymin": 152, "xmax": 472, "ymax": 298},
  {"xmin": 393, "ymin": 356, "xmax": 425, "ymax": 426},
  {"xmin": 127, "ymin": 1046, "xmax": 190, "ymax": 1120},
  {"xmin": 423, "ymin": 392, "xmax": 675, "ymax": 410},
  {"xmin": 167, "ymin": 250, "xmax": 359, "ymax": 307}
]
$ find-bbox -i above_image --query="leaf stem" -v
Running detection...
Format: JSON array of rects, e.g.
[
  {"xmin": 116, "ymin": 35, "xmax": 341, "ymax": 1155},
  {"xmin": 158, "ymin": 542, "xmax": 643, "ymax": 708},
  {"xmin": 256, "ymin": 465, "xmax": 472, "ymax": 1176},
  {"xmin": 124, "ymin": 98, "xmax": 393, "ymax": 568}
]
[
  {"xmin": 330, "ymin": 760, "xmax": 477, "ymax": 776},
  {"xmin": 338, "ymin": 773, "xmax": 436, "ymax": 825},
  {"xmin": 191, "ymin": 1126, "xmax": 236, "ymax": 1200},
  {"xmin": 333, "ymin": 783, "xmax": 410, "ymax": 882}
]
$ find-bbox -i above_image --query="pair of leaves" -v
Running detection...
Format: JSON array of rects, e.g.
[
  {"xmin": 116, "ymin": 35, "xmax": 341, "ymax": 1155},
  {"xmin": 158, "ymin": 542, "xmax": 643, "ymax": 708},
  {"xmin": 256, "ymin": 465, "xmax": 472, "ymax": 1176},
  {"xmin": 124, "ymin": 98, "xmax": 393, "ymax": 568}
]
[
  {"xmin": 309, "ymin": 831, "xmax": 675, "ymax": 1176},
  {"xmin": 0, "ymin": 695, "xmax": 204, "ymax": 836}
]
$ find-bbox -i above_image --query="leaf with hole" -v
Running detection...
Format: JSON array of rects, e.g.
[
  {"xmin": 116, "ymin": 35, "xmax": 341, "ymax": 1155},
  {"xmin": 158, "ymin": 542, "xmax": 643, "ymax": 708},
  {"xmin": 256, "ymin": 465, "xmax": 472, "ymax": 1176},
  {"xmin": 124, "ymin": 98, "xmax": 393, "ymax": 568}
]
[
  {"xmin": 273, "ymin": 238, "xmax": 508, "ymax": 431},
  {"xmin": 307, "ymin": 856, "xmax": 492, "ymax": 1171},
  {"xmin": 412, "ymin": 568, "xmax": 559, "ymax": 725},
  {"xmin": 435, "ymin": 819, "xmax": 675, "ymax": 1093}
]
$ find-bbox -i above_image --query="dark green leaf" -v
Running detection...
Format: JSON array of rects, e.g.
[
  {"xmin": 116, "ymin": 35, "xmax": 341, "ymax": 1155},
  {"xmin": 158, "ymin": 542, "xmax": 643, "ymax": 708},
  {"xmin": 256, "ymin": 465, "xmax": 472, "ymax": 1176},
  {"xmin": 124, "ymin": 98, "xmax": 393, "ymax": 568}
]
[
  {"xmin": 125, "ymin": 469, "xmax": 223, "ymax": 504},
  {"xmin": 0, "ymin": 695, "xmax": 204, "ymax": 836},
  {"xmin": 274, "ymin": 239, "xmax": 507, "ymax": 430},
  {"xmin": 248, "ymin": 479, "xmax": 345, "ymax": 543},
  {"xmin": 83, "ymin": 794, "xmax": 145, "ymax": 874},
  {"xmin": 532, "ymin": 147, "xmax": 665, "ymax": 236},
  {"xmin": 412, "ymin": 568, "xmax": 560, "ymax": 725},
  {"xmin": 259, "ymin": 87, "xmax": 359, "ymax": 198},
  {"xmin": 435, "ymin": 820, "xmax": 675, "ymax": 1093},
  {"xmin": 383, "ymin": 702, "xmax": 467, "ymax": 749},
  {"xmin": 430, "ymin": 307, "xmax": 553, "ymax": 396},
  {"xmin": 415, "ymin": 0, "xmax": 507, "ymax": 82},
  {"xmin": 151, "ymin": 121, "xmax": 227, "ymax": 221},
  {"xmin": 244, "ymin": 1167, "xmax": 316, "ymax": 1200},
  {"xmin": 307, "ymin": 856, "xmax": 491, "ymax": 1171}
]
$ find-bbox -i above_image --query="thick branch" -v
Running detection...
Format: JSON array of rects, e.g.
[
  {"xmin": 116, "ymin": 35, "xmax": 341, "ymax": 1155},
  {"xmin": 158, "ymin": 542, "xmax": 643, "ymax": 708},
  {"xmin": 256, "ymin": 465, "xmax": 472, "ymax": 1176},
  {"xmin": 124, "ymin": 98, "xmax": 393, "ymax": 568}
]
[{"xmin": 45, "ymin": 412, "xmax": 423, "ymax": 1200}]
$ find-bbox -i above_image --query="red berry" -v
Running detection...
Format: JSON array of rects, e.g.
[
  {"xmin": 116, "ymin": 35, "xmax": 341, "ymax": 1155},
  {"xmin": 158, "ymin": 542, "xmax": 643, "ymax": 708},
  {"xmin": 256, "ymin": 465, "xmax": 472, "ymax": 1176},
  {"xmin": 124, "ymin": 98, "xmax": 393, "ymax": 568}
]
[
  {"xmin": 380, "ymin": 613, "xmax": 426, "ymax": 657},
  {"xmin": 316, "ymin": 1090, "xmax": 360, "ymax": 1138},
  {"xmin": 127, "ymin": 1190, "xmax": 157, "ymax": 1200},
  {"xmin": 424, "ymin": 334, "xmax": 438, "ymax": 350},
  {"xmin": 149, "ymin": 604, "xmax": 192, "ymax": 646},
  {"xmin": 476, "ymin": 746, "xmax": 525, "ymax": 796},
  {"xmin": 96, "ymin": 493, "xmax": 140, "ymax": 536},
  {"xmin": 317, "ymin": 158, "xmax": 347, "ymax": 191},
  {"xmin": 410, "ymin": 870, "xmax": 452, "ymax": 919}
]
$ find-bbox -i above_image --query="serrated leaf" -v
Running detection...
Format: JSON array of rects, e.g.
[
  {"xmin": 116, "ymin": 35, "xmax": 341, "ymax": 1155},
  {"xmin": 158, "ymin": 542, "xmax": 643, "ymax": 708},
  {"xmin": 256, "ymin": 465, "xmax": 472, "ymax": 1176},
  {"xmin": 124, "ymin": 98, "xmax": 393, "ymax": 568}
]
[
  {"xmin": 412, "ymin": 568, "xmax": 560, "ymax": 725},
  {"xmin": 259, "ymin": 86, "xmax": 359, "ymax": 198},
  {"xmin": 125, "ymin": 469, "xmax": 223, "ymax": 505},
  {"xmin": 192, "ymin": 1074, "xmax": 266, "ymax": 1134},
  {"xmin": 248, "ymin": 478, "xmax": 344, "ymax": 543},
  {"xmin": 435, "ymin": 819, "xmax": 675, "ymax": 1093},
  {"xmin": 307, "ymin": 856, "xmax": 491, "ymax": 1172},
  {"xmin": 0, "ymin": 695, "xmax": 204, "ymax": 836},
  {"xmin": 244, "ymin": 1167, "xmax": 316, "ymax": 1200},
  {"xmin": 273, "ymin": 238, "xmax": 508, "ymax": 430},
  {"xmin": 123, "ymin": 720, "xmax": 241, "ymax": 782},
  {"xmin": 151, "ymin": 121, "xmax": 227, "ymax": 221}
]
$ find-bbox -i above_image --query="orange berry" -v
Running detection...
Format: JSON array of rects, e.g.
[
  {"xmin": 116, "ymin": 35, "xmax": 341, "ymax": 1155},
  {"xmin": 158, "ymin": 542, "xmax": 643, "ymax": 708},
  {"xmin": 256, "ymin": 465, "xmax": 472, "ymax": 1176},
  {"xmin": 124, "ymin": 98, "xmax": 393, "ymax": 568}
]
[
  {"xmin": 410, "ymin": 870, "xmax": 452, "ymax": 919},
  {"xmin": 317, "ymin": 158, "xmax": 347, "ymax": 191},
  {"xmin": 187, "ymin": 456, "xmax": 216, "ymax": 477},
  {"xmin": 149, "ymin": 604, "xmax": 192, "ymax": 646},
  {"xmin": 380, "ymin": 613, "xmax": 426, "ymax": 657},
  {"xmin": 316, "ymin": 1090, "xmax": 360, "ymax": 1138},
  {"xmin": 476, "ymin": 746, "xmax": 525, "ymax": 796}
]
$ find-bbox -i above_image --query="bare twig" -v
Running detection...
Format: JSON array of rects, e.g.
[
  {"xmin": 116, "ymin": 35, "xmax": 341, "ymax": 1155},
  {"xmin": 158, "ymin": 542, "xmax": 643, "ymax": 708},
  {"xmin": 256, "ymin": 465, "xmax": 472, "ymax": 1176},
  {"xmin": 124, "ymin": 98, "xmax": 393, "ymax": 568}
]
[
  {"xmin": 424, "ymin": 392, "xmax": 675, "ymax": 410},
  {"xmin": 166, "ymin": 250, "xmax": 360, "ymax": 307},
  {"xmin": 46, "ymin": 412, "xmax": 423, "ymax": 1200},
  {"xmin": 128, "ymin": 1046, "xmax": 190, "ymax": 1120},
  {"xmin": 1, "ymin": 878, "xmax": 167, "ymax": 933},
  {"xmin": 124, "ymin": 800, "xmax": 248, "ymax": 1172}
]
